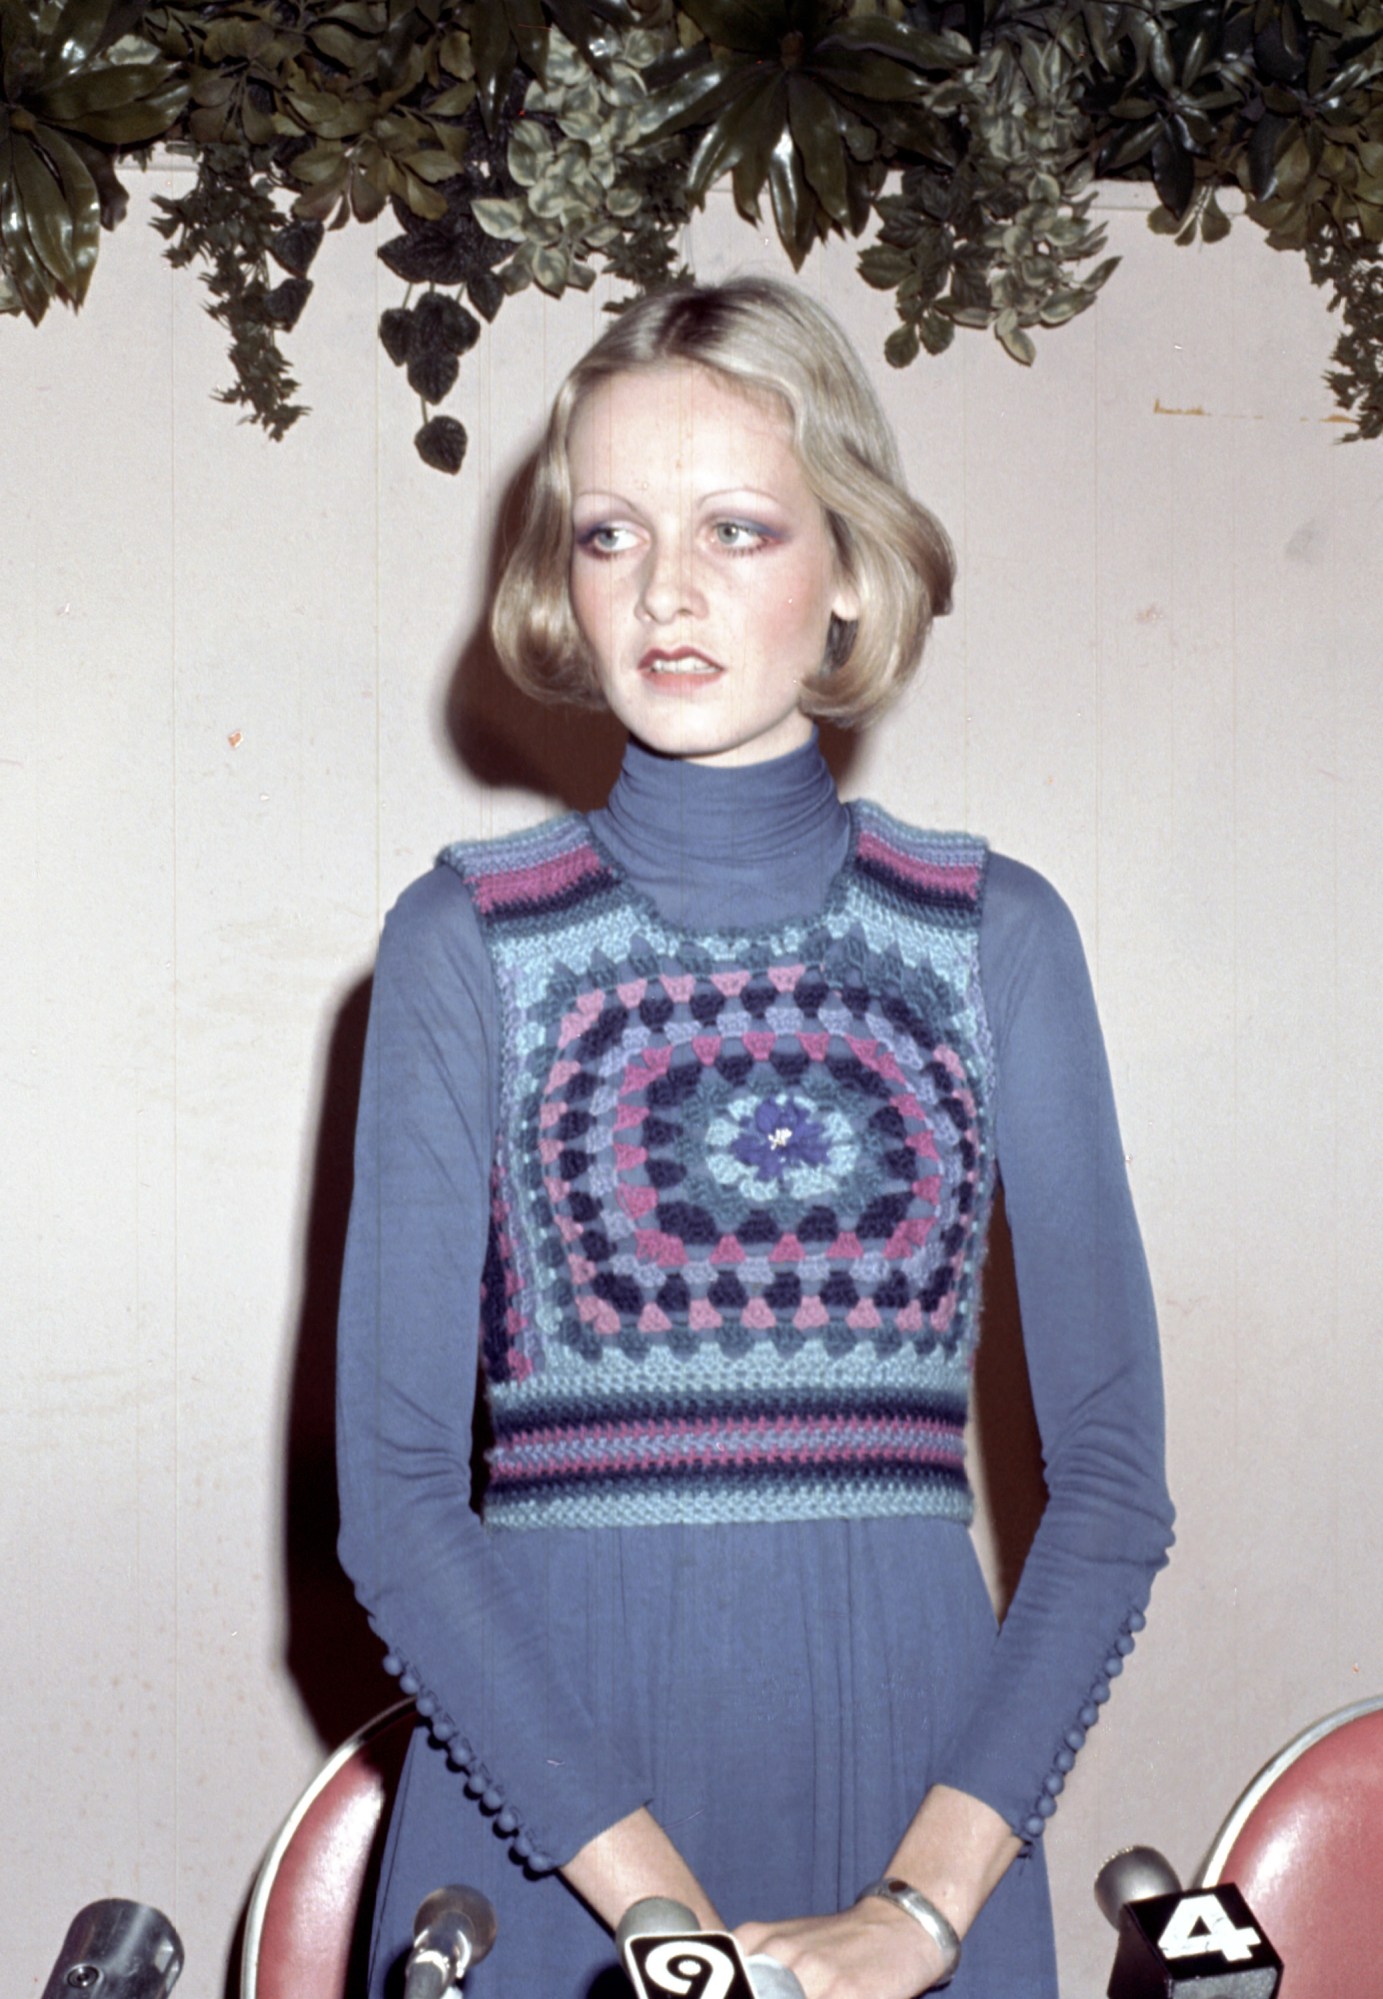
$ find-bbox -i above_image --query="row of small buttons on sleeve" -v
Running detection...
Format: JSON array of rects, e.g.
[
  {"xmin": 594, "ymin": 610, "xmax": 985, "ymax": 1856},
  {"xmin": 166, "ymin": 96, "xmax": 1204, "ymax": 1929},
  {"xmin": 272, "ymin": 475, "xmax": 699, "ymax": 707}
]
[
  {"xmin": 381, "ymin": 1648, "xmax": 556, "ymax": 1871},
  {"xmin": 1020, "ymin": 1609, "xmax": 1146, "ymax": 1840}
]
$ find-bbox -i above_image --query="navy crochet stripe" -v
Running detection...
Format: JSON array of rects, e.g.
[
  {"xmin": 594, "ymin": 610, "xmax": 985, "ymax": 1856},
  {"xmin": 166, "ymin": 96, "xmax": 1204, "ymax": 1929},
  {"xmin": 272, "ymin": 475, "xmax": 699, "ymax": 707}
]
[{"xmin": 442, "ymin": 801, "xmax": 996, "ymax": 1531}]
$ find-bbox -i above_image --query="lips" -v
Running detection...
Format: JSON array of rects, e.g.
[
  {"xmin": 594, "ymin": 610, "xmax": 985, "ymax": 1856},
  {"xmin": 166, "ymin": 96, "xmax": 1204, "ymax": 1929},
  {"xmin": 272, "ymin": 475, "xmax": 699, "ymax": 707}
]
[{"xmin": 638, "ymin": 645, "xmax": 723, "ymax": 679}]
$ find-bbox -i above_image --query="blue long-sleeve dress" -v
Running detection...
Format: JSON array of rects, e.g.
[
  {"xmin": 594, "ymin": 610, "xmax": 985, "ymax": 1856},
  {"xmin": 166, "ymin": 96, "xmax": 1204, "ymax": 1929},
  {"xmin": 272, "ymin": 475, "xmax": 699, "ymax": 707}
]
[{"xmin": 336, "ymin": 733, "xmax": 1174, "ymax": 1998}]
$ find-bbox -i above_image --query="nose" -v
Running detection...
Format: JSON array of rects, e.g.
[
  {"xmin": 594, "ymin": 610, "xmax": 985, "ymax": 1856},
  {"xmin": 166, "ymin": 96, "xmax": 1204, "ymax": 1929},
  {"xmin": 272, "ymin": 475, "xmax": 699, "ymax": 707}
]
[{"xmin": 636, "ymin": 535, "xmax": 704, "ymax": 624}]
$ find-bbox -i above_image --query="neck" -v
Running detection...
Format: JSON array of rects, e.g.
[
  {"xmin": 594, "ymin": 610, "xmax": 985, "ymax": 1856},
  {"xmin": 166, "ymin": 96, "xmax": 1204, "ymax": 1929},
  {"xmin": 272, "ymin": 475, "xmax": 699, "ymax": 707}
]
[{"xmin": 589, "ymin": 732, "xmax": 850, "ymax": 931}]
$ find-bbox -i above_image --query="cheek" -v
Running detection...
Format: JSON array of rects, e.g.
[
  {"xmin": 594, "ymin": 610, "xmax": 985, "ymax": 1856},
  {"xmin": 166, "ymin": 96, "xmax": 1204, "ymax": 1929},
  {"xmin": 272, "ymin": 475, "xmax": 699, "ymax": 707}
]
[
  {"xmin": 776, "ymin": 552, "xmax": 842, "ymax": 643},
  {"xmin": 569, "ymin": 561, "xmax": 611, "ymax": 649}
]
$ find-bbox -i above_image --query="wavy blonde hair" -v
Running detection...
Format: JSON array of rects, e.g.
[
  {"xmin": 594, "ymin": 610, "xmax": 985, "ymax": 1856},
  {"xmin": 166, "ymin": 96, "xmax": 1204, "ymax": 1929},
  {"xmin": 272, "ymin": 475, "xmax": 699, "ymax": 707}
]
[{"xmin": 491, "ymin": 277, "xmax": 955, "ymax": 726}]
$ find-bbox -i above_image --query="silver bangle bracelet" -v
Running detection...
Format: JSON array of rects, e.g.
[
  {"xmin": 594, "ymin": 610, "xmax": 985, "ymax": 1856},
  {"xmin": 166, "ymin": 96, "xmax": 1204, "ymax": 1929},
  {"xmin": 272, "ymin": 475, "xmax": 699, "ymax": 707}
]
[{"xmin": 857, "ymin": 1877, "xmax": 962, "ymax": 1989}]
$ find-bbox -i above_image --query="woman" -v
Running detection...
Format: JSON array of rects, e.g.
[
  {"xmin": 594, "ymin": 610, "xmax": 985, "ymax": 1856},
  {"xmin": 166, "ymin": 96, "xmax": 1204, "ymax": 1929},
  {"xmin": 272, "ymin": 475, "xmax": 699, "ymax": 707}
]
[{"xmin": 336, "ymin": 277, "xmax": 1174, "ymax": 1997}]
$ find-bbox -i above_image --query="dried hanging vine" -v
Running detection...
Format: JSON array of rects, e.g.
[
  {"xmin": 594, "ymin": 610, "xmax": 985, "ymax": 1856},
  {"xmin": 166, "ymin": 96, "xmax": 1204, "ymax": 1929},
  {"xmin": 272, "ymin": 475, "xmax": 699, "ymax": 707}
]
[{"xmin": 4, "ymin": 0, "xmax": 1382, "ymax": 470}]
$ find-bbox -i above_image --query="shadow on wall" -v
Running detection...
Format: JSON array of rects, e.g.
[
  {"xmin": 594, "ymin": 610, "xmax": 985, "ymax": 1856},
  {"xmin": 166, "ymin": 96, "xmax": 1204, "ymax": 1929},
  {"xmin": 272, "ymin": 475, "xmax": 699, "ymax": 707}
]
[
  {"xmin": 972, "ymin": 1184, "xmax": 1048, "ymax": 1614},
  {"xmin": 281, "ymin": 973, "xmax": 396, "ymax": 1749}
]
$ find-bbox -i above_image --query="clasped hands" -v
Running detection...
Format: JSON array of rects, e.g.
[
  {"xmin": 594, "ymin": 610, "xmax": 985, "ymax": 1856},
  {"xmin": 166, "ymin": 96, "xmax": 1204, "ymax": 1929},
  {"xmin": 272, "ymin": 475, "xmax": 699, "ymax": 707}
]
[{"xmin": 734, "ymin": 1896, "xmax": 948, "ymax": 1999}]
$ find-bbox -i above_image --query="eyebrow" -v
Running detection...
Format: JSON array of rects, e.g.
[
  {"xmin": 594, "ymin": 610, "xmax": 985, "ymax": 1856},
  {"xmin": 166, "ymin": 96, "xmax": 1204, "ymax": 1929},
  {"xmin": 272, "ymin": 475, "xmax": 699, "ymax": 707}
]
[{"xmin": 571, "ymin": 486, "xmax": 789, "ymax": 509}]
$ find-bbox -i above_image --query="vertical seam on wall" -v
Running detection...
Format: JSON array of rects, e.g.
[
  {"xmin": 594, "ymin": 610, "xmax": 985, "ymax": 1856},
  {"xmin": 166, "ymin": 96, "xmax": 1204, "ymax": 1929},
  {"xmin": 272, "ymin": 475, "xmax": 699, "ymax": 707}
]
[
  {"xmin": 167, "ymin": 171, "xmax": 182, "ymax": 1912},
  {"xmin": 1227, "ymin": 241, "xmax": 1241, "ymax": 1742}
]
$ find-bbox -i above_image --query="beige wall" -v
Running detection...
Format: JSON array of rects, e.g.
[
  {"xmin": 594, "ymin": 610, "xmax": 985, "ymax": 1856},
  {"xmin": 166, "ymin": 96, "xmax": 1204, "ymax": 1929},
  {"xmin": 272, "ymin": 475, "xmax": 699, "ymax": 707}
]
[{"xmin": 4, "ymin": 158, "xmax": 1381, "ymax": 1995}]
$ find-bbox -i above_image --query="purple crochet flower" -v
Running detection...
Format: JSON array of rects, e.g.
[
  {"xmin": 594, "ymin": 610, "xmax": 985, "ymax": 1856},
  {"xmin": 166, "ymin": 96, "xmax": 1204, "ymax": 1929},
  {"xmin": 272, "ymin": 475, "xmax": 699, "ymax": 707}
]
[{"xmin": 731, "ymin": 1098, "xmax": 830, "ymax": 1183}]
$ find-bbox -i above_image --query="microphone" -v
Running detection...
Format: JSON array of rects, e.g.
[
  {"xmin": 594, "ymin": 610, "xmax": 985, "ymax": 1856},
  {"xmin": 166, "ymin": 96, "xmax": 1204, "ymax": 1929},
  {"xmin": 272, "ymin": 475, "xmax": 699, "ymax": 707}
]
[
  {"xmin": 1094, "ymin": 1847, "xmax": 1282, "ymax": 1998},
  {"xmin": 616, "ymin": 1896, "xmax": 805, "ymax": 1999},
  {"xmin": 403, "ymin": 1885, "xmax": 497, "ymax": 1999},
  {"xmin": 42, "ymin": 1901, "xmax": 183, "ymax": 1999}
]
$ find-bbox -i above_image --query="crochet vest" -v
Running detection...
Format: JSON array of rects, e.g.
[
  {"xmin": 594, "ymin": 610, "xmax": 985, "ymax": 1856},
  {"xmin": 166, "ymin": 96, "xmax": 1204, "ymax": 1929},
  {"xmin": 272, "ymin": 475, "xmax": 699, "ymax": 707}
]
[{"xmin": 442, "ymin": 803, "xmax": 996, "ymax": 1531}]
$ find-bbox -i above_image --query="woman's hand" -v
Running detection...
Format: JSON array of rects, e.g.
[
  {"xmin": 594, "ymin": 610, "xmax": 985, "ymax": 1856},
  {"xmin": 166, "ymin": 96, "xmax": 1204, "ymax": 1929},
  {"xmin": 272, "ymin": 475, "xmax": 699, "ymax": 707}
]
[{"xmin": 734, "ymin": 1899, "xmax": 945, "ymax": 1999}]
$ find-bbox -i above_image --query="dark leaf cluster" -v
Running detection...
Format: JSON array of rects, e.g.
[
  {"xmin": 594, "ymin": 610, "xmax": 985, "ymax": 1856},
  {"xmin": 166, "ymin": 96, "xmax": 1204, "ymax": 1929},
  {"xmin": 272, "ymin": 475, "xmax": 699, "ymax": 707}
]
[
  {"xmin": 0, "ymin": 0, "xmax": 187, "ymax": 322},
  {"xmin": 152, "ymin": 139, "xmax": 309, "ymax": 436},
  {"xmin": 9, "ymin": 0, "xmax": 1383, "ymax": 464}
]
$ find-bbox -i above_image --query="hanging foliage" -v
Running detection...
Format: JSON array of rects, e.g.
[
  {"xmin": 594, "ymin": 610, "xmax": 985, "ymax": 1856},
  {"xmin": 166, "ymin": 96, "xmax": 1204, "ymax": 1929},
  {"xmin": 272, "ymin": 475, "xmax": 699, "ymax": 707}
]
[{"xmin": 4, "ymin": 0, "xmax": 1383, "ymax": 466}]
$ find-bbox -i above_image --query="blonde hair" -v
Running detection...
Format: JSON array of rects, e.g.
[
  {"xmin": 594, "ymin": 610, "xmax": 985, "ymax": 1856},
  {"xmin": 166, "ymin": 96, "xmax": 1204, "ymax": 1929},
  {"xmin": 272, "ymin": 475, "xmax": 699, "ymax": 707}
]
[{"xmin": 491, "ymin": 277, "xmax": 955, "ymax": 726}]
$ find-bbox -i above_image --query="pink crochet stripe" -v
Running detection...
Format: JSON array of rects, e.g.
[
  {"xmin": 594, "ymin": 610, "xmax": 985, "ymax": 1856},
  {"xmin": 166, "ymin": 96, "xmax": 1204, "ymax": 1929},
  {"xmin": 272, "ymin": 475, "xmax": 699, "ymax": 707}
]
[
  {"xmin": 856, "ymin": 830, "xmax": 980, "ymax": 901},
  {"xmin": 467, "ymin": 842, "xmax": 606, "ymax": 913},
  {"xmin": 489, "ymin": 1413, "xmax": 965, "ymax": 1484}
]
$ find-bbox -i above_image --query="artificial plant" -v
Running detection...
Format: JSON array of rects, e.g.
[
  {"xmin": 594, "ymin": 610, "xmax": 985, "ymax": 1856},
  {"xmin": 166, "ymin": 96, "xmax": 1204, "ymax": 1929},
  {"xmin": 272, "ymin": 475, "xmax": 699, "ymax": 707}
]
[{"xmin": 4, "ymin": 0, "xmax": 1382, "ymax": 471}]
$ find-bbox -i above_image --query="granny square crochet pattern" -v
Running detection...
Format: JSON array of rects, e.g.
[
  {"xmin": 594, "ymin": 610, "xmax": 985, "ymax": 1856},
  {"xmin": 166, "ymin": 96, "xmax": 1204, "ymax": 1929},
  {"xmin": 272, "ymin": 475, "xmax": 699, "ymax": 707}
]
[{"xmin": 442, "ymin": 803, "xmax": 996, "ymax": 1530}]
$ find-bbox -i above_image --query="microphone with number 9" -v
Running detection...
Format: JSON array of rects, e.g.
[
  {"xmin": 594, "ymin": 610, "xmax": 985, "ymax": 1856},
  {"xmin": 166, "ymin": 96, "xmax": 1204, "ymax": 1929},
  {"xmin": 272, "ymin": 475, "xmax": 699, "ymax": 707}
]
[
  {"xmin": 617, "ymin": 1897, "xmax": 805, "ymax": 1999},
  {"xmin": 1095, "ymin": 1847, "xmax": 1282, "ymax": 1997}
]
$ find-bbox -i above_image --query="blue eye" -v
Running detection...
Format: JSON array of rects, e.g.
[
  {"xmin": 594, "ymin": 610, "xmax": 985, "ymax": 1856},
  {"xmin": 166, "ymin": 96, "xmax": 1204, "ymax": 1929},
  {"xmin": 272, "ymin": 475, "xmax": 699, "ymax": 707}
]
[
  {"xmin": 713, "ymin": 520, "xmax": 772, "ymax": 552},
  {"xmin": 577, "ymin": 523, "xmax": 636, "ymax": 556}
]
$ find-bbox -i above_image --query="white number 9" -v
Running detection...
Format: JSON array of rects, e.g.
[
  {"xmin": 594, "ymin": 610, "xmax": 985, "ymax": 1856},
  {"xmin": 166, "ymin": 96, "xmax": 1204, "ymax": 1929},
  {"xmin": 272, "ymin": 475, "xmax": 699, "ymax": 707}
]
[{"xmin": 642, "ymin": 1939, "xmax": 738, "ymax": 1999}]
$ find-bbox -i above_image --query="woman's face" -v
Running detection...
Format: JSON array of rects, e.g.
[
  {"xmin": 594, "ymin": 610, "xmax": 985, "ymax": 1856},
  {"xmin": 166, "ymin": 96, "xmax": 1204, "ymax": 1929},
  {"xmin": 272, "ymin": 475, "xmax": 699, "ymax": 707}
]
[{"xmin": 566, "ymin": 361, "xmax": 859, "ymax": 768}]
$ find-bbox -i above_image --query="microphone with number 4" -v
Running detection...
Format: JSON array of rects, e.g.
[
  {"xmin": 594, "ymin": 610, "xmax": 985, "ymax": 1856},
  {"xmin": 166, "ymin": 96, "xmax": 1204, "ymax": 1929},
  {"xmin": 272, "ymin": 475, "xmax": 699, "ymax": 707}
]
[
  {"xmin": 403, "ymin": 1885, "xmax": 498, "ymax": 1999},
  {"xmin": 1095, "ymin": 1847, "xmax": 1282, "ymax": 1998},
  {"xmin": 617, "ymin": 1896, "xmax": 806, "ymax": 1999}
]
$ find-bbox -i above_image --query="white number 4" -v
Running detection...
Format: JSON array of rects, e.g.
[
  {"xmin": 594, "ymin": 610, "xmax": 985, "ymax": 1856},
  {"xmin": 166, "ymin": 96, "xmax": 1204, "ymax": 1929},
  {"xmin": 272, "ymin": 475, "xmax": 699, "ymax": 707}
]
[{"xmin": 1159, "ymin": 1893, "xmax": 1262, "ymax": 1964}]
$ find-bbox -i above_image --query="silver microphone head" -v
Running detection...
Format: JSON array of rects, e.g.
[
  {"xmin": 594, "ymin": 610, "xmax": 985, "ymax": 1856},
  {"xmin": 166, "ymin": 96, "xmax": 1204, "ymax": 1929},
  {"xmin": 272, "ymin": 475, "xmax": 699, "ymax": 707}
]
[
  {"xmin": 42, "ymin": 1901, "xmax": 183, "ymax": 1999},
  {"xmin": 411, "ymin": 1884, "xmax": 498, "ymax": 1976},
  {"xmin": 615, "ymin": 1897, "xmax": 700, "ymax": 1956},
  {"xmin": 1094, "ymin": 1846, "xmax": 1182, "ymax": 1926},
  {"xmin": 745, "ymin": 1953, "xmax": 808, "ymax": 1999}
]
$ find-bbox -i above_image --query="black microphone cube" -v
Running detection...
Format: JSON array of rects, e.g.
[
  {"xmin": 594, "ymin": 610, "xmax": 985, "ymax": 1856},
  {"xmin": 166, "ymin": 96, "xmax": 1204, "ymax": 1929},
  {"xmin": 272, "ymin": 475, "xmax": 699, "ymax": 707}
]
[
  {"xmin": 625, "ymin": 1931, "xmax": 759, "ymax": 1999},
  {"xmin": 1107, "ymin": 1885, "xmax": 1282, "ymax": 1999}
]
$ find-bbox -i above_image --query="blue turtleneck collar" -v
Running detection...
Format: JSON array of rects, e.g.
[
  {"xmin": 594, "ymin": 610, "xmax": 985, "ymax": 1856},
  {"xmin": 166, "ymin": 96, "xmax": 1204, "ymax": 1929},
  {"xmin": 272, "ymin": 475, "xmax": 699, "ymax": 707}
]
[{"xmin": 587, "ymin": 731, "xmax": 850, "ymax": 933}]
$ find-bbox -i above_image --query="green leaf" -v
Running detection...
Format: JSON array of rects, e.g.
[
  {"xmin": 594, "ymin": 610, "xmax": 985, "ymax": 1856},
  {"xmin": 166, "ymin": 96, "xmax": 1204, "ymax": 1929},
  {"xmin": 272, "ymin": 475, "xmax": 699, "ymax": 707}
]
[
  {"xmin": 1100, "ymin": 119, "xmax": 1158, "ymax": 174},
  {"xmin": 292, "ymin": 141, "xmax": 350, "ymax": 186},
  {"xmin": 787, "ymin": 72, "xmax": 848, "ymax": 224},
  {"xmin": 858, "ymin": 242, "xmax": 914, "ymax": 287},
  {"xmin": 884, "ymin": 319, "xmax": 919, "ymax": 365},
  {"xmin": 308, "ymin": 21, "xmax": 371, "ymax": 69},
  {"xmin": 1039, "ymin": 287, "xmax": 1093, "ymax": 324},
  {"xmin": 9, "ymin": 130, "xmax": 80, "ymax": 296},
  {"xmin": 407, "ymin": 342, "xmax": 460, "ymax": 400},
  {"xmin": 47, "ymin": 0, "xmax": 117, "ymax": 79},
  {"xmin": 641, "ymin": 57, "xmax": 745, "ymax": 145},
  {"xmin": 40, "ymin": 78, "xmax": 187, "ymax": 145},
  {"xmin": 532, "ymin": 241, "xmax": 570, "ymax": 291},
  {"xmin": 818, "ymin": 46, "xmax": 932, "ymax": 104},
  {"xmin": 917, "ymin": 309, "xmax": 954, "ymax": 356},
  {"xmin": 1152, "ymin": 130, "xmax": 1195, "ymax": 217},
  {"xmin": 415, "ymin": 411, "xmax": 468, "ymax": 472},
  {"xmin": 471, "ymin": 1, "xmax": 519, "ymax": 130},
  {"xmin": 472, "ymin": 196, "xmax": 526, "ymax": 237},
  {"xmin": 34, "ymin": 59, "xmax": 175, "ymax": 119},
  {"xmin": 687, "ymin": 73, "xmax": 783, "ymax": 198},
  {"xmin": 996, "ymin": 316, "xmax": 1036, "ymax": 365},
  {"xmin": 501, "ymin": 0, "xmax": 548, "ymax": 80},
  {"xmin": 33, "ymin": 122, "xmax": 98, "ymax": 299},
  {"xmin": 0, "ymin": 136, "xmax": 54, "ymax": 321},
  {"xmin": 726, "ymin": 72, "xmax": 787, "ymax": 217},
  {"xmin": 407, "ymin": 148, "xmax": 465, "ymax": 184},
  {"xmin": 827, "ymin": 15, "xmax": 968, "ymax": 74},
  {"xmin": 62, "ymin": 128, "xmax": 124, "ymax": 226},
  {"xmin": 766, "ymin": 119, "xmax": 814, "ymax": 267}
]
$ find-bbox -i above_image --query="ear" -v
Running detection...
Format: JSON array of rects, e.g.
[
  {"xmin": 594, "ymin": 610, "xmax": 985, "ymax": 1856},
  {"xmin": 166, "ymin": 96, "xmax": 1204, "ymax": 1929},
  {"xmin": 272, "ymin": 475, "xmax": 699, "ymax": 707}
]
[{"xmin": 831, "ymin": 564, "xmax": 861, "ymax": 626}]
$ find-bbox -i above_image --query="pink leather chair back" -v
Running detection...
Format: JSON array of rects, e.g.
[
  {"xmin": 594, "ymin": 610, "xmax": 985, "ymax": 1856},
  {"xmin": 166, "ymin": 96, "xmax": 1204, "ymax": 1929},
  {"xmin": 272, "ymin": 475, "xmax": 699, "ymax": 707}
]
[
  {"xmin": 1201, "ymin": 1695, "xmax": 1383, "ymax": 1997},
  {"xmin": 242, "ymin": 1703, "xmax": 414, "ymax": 1999}
]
